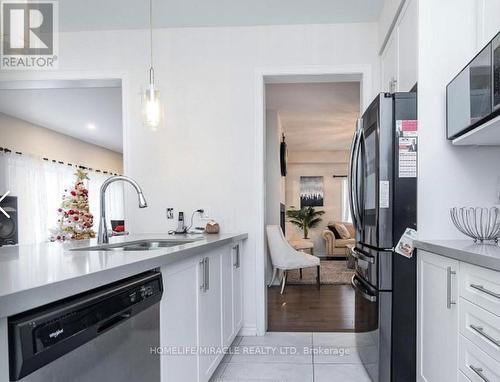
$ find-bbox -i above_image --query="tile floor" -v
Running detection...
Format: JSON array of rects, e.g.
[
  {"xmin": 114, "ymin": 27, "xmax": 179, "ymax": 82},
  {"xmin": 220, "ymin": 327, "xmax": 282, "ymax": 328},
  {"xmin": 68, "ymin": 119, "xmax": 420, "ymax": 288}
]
[{"xmin": 209, "ymin": 332, "xmax": 376, "ymax": 382}]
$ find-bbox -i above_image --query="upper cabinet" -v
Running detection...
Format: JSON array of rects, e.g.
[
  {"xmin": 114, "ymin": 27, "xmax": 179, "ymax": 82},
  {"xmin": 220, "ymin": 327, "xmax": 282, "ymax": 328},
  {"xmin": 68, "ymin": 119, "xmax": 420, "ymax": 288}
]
[
  {"xmin": 380, "ymin": 0, "xmax": 418, "ymax": 93},
  {"xmin": 477, "ymin": 0, "xmax": 500, "ymax": 47},
  {"xmin": 398, "ymin": 0, "xmax": 418, "ymax": 92},
  {"xmin": 381, "ymin": 33, "xmax": 399, "ymax": 93}
]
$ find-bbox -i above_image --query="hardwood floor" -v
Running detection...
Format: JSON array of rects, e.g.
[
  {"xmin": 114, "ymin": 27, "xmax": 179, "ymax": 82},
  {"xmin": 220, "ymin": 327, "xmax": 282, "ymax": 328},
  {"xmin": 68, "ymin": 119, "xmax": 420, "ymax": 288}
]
[{"xmin": 267, "ymin": 284, "xmax": 377, "ymax": 332}]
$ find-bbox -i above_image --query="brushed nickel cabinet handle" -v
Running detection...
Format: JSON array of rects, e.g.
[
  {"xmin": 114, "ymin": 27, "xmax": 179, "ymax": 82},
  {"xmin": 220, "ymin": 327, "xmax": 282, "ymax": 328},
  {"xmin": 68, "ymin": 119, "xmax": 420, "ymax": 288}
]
[
  {"xmin": 470, "ymin": 284, "xmax": 500, "ymax": 299},
  {"xmin": 204, "ymin": 257, "xmax": 210, "ymax": 292},
  {"xmin": 233, "ymin": 245, "xmax": 240, "ymax": 268},
  {"xmin": 200, "ymin": 258, "xmax": 206, "ymax": 291},
  {"xmin": 469, "ymin": 365, "xmax": 490, "ymax": 382},
  {"xmin": 470, "ymin": 324, "xmax": 500, "ymax": 347},
  {"xmin": 447, "ymin": 267, "xmax": 456, "ymax": 309}
]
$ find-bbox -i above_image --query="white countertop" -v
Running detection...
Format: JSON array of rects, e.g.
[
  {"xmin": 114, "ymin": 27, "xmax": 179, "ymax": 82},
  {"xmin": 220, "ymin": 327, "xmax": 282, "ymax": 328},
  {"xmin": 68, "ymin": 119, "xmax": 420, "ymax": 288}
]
[
  {"xmin": 0, "ymin": 233, "xmax": 247, "ymax": 317},
  {"xmin": 415, "ymin": 239, "xmax": 500, "ymax": 271}
]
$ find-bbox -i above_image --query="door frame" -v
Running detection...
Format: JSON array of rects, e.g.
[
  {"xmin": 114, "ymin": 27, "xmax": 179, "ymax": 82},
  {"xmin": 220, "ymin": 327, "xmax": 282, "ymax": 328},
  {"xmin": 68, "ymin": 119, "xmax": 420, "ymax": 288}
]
[{"xmin": 254, "ymin": 64, "xmax": 374, "ymax": 335}]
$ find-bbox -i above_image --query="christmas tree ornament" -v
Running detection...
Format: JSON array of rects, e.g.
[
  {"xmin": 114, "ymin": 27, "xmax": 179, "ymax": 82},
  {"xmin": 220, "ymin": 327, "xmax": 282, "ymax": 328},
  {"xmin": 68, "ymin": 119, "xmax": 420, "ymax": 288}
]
[{"xmin": 50, "ymin": 169, "xmax": 96, "ymax": 241}]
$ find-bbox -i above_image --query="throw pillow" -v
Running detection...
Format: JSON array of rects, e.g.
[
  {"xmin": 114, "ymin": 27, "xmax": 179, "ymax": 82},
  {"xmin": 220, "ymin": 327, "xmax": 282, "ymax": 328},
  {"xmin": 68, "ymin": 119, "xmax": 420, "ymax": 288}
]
[
  {"xmin": 328, "ymin": 225, "xmax": 341, "ymax": 239},
  {"xmin": 334, "ymin": 222, "xmax": 351, "ymax": 239}
]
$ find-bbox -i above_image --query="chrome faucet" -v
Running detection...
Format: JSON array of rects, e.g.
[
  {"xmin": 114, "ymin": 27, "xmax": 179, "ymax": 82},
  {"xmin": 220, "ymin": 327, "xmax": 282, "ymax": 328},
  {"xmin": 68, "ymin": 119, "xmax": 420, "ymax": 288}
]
[{"xmin": 97, "ymin": 175, "xmax": 148, "ymax": 244}]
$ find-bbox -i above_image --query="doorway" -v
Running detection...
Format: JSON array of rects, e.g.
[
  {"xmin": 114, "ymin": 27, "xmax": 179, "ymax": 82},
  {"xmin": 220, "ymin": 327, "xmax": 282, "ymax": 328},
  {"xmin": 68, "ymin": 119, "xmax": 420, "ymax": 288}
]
[{"xmin": 264, "ymin": 78, "xmax": 377, "ymax": 332}]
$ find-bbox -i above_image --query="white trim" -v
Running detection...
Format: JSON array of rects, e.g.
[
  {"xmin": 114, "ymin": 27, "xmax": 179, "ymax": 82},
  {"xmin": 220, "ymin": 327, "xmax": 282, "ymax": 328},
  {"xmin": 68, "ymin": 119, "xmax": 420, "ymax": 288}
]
[
  {"xmin": 254, "ymin": 64, "xmax": 372, "ymax": 336},
  {"xmin": 238, "ymin": 326, "xmax": 258, "ymax": 337}
]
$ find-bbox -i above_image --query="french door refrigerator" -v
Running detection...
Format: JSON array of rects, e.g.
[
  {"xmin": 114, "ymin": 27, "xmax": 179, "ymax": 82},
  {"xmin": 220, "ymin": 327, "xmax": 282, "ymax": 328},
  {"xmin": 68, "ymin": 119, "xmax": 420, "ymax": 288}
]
[{"xmin": 349, "ymin": 92, "xmax": 417, "ymax": 382}]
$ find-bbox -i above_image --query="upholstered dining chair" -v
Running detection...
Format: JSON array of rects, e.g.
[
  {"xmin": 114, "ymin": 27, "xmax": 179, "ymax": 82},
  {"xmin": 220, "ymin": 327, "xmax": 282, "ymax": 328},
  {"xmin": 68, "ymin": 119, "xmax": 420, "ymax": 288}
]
[{"xmin": 266, "ymin": 225, "xmax": 320, "ymax": 294}]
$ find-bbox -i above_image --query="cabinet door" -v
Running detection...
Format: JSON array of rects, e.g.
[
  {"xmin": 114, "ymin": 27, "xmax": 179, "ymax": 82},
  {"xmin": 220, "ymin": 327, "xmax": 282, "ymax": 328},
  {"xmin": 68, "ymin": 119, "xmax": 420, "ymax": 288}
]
[
  {"xmin": 397, "ymin": 0, "xmax": 418, "ymax": 91},
  {"xmin": 160, "ymin": 259, "xmax": 199, "ymax": 382},
  {"xmin": 198, "ymin": 251, "xmax": 223, "ymax": 382},
  {"xmin": 232, "ymin": 243, "xmax": 243, "ymax": 332},
  {"xmin": 417, "ymin": 251, "xmax": 459, "ymax": 382},
  {"xmin": 478, "ymin": 0, "xmax": 500, "ymax": 46},
  {"xmin": 221, "ymin": 245, "xmax": 234, "ymax": 346},
  {"xmin": 381, "ymin": 33, "xmax": 399, "ymax": 93}
]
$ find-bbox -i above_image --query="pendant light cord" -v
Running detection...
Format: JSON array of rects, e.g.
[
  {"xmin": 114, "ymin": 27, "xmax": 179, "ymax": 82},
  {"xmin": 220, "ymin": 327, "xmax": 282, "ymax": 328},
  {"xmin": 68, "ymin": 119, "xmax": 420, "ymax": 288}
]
[{"xmin": 149, "ymin": 0, "xmax": 154, "ymax": 85}]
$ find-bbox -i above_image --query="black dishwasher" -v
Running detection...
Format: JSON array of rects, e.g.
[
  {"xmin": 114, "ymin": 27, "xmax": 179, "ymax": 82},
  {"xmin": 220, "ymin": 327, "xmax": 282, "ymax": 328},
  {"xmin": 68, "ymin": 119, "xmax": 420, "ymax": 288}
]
[{"xmin": 9, "ymin": 271, "xmax": 163, "ymax": 381}]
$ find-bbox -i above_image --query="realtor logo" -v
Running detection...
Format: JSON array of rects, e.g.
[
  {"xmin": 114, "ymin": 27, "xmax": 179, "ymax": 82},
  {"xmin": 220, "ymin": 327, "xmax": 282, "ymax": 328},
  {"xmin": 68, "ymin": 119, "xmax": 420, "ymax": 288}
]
[{"xmin": 1, "ymin": 0, "xmax": 58, "ymax": 69}]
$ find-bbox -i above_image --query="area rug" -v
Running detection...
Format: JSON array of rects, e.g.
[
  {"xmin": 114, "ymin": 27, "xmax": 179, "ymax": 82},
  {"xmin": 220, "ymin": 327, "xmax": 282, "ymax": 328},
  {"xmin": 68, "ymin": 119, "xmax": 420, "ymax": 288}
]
[{"xmin": 286, "ymin": 260, "xmax": 355, "ymax": 285}]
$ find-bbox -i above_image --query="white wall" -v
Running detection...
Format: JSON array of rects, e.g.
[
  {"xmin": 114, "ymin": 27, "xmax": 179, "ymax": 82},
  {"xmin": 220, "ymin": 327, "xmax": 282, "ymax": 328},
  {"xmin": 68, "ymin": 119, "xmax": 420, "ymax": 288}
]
[
  {"xmin": 0, "ymin": 113, "xmax": 123, "ymax": 173},
  {"xmin": 417, "ymin": 0, "xmax": 500, "ymax": 240},
  {"xmin": 285, "ymin": 154, "xmax": 349, "ymax": 254},
  {"xmin": 0, "ymin": 22, "xmax": 380, "ymax": 334}
]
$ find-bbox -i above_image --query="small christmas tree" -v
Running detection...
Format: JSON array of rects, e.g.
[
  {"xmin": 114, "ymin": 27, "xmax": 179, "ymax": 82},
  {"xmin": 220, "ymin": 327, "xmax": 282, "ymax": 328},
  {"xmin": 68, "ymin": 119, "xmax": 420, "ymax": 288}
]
[{"xmin": 50, "ymin": 169, "xmax": 96, "ymax": 241}]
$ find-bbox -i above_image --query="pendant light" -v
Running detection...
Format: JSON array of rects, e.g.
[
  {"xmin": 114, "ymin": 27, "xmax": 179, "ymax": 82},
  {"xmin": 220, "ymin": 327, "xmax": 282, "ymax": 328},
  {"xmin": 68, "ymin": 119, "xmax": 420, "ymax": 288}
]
[{"xmin": 142, "ymin": 0, "xmax": 163, "ymax": 131}]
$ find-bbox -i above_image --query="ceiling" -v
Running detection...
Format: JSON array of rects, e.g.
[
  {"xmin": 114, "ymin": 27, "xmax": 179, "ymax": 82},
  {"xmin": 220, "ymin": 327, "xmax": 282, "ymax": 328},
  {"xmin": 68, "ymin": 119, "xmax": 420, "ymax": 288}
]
[
  {"xmin": 0, "ymin": 81, "xmax": 123, "ymax": 153},
  {"xmin": 266, "ymin": 82, "xmax": 360, "ymax": 152},
  {"xmin": 59, "ymin": 0, "xmax": 384, "ymax": 32}
]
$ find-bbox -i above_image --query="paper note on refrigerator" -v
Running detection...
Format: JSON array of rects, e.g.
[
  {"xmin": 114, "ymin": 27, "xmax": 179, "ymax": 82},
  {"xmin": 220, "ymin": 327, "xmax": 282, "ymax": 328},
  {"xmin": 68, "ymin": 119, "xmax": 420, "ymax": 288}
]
[{"xmin": 395, "ymin": 228, "xmax": 418, "ymax": 258}]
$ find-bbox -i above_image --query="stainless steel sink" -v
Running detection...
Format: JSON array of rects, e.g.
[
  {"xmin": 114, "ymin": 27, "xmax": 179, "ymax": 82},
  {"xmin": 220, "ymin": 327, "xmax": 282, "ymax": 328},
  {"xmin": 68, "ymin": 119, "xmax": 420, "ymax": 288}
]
[{"xmin": 71, "ymin": 239, "xmax": 198, "ymax": 252}]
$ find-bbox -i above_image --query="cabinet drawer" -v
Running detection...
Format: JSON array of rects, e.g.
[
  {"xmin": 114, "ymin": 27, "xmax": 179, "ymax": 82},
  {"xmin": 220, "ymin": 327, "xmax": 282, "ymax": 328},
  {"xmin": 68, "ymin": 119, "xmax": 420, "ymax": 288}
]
[
  {"xmin": 460, "ymin": 262, "xmax": 500, "ymax": 316},
  {"xmin": 460, "ymin": 335, "xmax": 500, "ymax": 381},
  {"xmin": 460, "ymin": 298, "xmax": 500, "ymax": 360}
]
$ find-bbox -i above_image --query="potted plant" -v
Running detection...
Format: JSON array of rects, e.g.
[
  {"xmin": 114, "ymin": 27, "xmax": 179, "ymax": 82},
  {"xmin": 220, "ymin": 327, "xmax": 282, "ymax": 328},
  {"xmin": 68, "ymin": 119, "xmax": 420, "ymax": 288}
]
[{"xmin": 286, "ymin": 206, "xmax": 325, "ymax": 239}]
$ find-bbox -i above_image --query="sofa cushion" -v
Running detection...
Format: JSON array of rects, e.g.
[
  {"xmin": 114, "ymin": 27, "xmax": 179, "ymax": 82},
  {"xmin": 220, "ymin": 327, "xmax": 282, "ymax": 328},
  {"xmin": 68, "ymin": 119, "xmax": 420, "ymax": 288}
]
[
  {"xmin": 334, "ymin": 222, "xmax": 351, "ymax": 239},
  {"xmin": 327, "ymin": 225, "xmax": 342, "ymax": 239},
  {"xmin": 335, "ymin": 238, "xmax": 355, "ymax": 247}
]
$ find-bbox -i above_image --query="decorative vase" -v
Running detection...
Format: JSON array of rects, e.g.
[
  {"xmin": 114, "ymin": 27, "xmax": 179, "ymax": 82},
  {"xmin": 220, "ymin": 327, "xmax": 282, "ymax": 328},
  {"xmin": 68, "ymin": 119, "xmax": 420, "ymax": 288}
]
[{"xmin": 205, "ymin": 220, "xmax": 220, "ymax": 234}]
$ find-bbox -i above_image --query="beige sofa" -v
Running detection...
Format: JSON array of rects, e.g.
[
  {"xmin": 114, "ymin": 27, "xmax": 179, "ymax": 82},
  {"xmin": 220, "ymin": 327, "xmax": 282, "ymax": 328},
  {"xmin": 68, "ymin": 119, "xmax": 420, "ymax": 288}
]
[{"xmin": 321, "ymin": 221, "xmax": 355, "ymax": 257}]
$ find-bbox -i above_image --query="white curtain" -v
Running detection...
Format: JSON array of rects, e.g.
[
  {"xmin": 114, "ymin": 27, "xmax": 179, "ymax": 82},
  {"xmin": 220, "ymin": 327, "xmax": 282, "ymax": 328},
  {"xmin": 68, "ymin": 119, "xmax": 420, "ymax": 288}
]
[
  {"xmin": 0, "ymin": 151, "xmax": 124, "ymax": 245},
  {"xmin": 341, "ymin": 178, "xmax": 352, "ymax": 223}
]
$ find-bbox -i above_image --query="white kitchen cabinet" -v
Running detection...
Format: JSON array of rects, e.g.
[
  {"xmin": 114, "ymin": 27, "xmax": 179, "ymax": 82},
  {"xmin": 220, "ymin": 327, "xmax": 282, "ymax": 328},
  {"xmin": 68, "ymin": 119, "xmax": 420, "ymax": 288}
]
[
  {"xmin": 381, "ymin": 32, "xmax": 399, "ymax": 93},
  {"xmin": 198, "ymin": 249, "xmax": 223, "ymax": 382},
  {"xmin": 397, "ymin": 0, "xmax": 418, "ymax": 92},
  {"xmin": 380, "ymin": 0, "xmax": 418, "ymax": 93},
  {"xmin": 221, "ymin": 243, "xmax": 243, "ymax": 348},
  {"xmin": 232, "ymin": 244, "xmax": 243, "ymax": 332},
  {"xmin": 222, "ymin": 245, "xmax": 234, "ymax": 346},
  {"xmin": 161, "ymin": 258, "xmax": 200, "ymax": 382},
  {"xmin": 417, "ymin": 250, "xmax": 459, "ymax": 382},
  {"xmin": 477, "ymin": 0, "xmax": 500, "ymax": 46},
  {"xmin": 161, "ymin": 241, "xmax": 244, "ymax": 382}
]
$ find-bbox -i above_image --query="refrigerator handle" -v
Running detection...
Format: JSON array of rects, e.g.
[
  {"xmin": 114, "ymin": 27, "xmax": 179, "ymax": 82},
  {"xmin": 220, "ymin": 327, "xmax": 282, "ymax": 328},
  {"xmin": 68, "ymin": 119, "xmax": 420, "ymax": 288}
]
[
  {"xmin": 348, "ymin": 121, "xmax": 360, "ymax": 231},
  {"xmin": 354, "ymin": 126, "xmax": 364, "ymax": 227}
]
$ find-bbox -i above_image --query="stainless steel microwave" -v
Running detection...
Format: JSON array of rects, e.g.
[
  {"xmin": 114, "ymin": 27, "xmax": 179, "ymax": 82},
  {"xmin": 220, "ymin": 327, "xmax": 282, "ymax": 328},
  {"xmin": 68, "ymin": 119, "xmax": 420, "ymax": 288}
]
[{"xmin": 446, "ymin": 31, "xmax": 500, "ymax": 140}]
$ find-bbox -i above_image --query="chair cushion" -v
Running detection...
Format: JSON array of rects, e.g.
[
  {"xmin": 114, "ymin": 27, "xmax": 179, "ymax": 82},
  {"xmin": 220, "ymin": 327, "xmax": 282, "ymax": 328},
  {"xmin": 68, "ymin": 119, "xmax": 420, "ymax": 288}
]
[
  {"xmin": 327, "ymin": 225, "xmax": 342, "ymax": 239},
  {"xmin": 334, "ymin": 222, "xmax": 351, "ymax": 239}
]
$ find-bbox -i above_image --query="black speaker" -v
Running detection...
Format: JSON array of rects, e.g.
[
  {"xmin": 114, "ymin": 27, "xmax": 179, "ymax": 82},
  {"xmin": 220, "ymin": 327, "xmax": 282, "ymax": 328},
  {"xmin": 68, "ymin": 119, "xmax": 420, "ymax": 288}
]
[{"xmin": 0, "ymin": 195, "xmax": 18, "ymax": 246}]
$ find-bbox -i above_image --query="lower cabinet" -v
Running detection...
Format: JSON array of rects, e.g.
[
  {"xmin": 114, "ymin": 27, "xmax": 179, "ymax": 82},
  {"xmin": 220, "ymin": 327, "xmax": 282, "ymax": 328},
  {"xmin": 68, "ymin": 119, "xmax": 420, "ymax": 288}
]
[
  {"xmin": 198, "ymin": 249, "xmax": 223, "ymax": 381},
  {"xmin": 161, "ymin": 241, "xmax": 243, "ymax": 382},
  {"xmin": 417, "ymin": 250, "xmax": 459, "ymax": 382},
  {"xmin": 418, "ymin": 250, "xmax": 500, "ymax": 381}
]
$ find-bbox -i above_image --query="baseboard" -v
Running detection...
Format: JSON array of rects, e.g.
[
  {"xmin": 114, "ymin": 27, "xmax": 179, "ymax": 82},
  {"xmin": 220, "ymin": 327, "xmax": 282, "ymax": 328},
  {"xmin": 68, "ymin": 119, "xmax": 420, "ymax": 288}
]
[{"xmin": 238, "ymin": 326, "xmax": 258, "ymax": 336}]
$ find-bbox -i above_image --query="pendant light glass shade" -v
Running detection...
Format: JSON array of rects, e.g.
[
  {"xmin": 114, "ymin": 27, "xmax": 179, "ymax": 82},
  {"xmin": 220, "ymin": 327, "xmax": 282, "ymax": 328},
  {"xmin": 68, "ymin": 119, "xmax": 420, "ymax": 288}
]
[
  {"xmin": 142, "ymin": 0, "xmax": 163, "ymax": 131},
  {"xmin": 142, "ymin": 82, "xmax": 164, "ymax": 131}
]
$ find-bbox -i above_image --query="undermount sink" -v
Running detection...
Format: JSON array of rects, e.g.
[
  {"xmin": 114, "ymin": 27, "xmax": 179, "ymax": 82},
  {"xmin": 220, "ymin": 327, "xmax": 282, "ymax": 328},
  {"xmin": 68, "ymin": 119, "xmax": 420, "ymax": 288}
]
[{"xmin": 71, "ymin": 239, "xmax": 199, "ymax": 252}]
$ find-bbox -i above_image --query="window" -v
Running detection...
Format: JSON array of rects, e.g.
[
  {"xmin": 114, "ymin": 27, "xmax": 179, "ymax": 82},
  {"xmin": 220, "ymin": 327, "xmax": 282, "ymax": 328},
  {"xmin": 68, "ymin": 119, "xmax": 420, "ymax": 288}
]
[
  {"xmin": 0, "ymin": 151, "xmax": 124, "ymax": 245},
  {"xmin": 341, "ymin": 178, "xmax": 352, "ymax": 223}
]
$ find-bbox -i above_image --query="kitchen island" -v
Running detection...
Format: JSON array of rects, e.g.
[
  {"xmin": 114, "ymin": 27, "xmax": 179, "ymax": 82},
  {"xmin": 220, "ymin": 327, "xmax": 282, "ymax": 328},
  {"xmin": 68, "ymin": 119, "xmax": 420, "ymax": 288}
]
[{"xmin": 0, "ymin": 233, "xmax": 247, "ymax": 381}]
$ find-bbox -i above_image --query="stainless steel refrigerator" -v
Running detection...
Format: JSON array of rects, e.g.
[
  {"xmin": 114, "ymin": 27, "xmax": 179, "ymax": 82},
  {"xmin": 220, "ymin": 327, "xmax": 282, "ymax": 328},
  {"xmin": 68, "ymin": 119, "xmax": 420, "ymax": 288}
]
[{"xmin": 349, "ymin": 92, "xmax": 417, "ymax": 382}]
